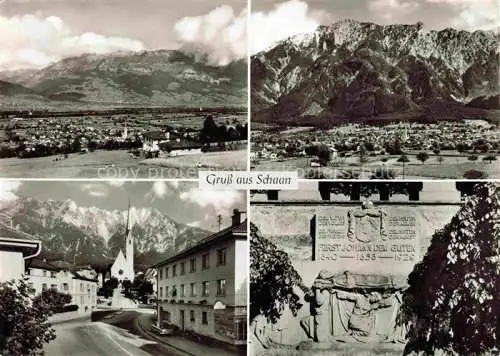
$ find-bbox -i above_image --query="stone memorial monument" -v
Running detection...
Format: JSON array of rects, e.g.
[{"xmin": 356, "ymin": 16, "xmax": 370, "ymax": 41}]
[{"xmin": 299, "ymin": 201, "xmax": 418, "ymax": 350}]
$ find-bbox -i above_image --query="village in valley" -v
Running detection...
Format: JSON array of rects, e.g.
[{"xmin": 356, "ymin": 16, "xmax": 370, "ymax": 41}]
[
  {"xmin": 251, "ymin": 120, "xmax": 500, "ymax": 179},
  {"xmin": 0, "ymin": 181, "xmax": 248, "ymax": 355},
  {"xmin": 0, "ymin": 110, "xmax": 248, "ymax": 178}
]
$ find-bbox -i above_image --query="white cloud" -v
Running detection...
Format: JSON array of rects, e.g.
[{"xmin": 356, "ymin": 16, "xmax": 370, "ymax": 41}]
[
  {"xmin": 152, "ymin": 181, "xmax": 167, "ymax": 198},
  {"xmin": 250, "ymin": 0, "xmax": 329, "ymax": 54},
  {"xmin": 174, "ymin": 5, "xmax": 247, "ymax": 66},
  {"xmin": 368, "ymin": 0, "xmax": 420, "ymax": 21},
  {"xmin": 440, "ymin": 0, "xmax": 499, "ymax": 31},
  {"xmin": 107, "ymin": 180, "xmax": 126, "ymax": 188},
  {"xmin": 80, "ymin": 183, "xmax": 108, "ymax": 198},
  {"xmin": 0, "ymin": 13, "xmax": 145, "ymax": 70},
  {"xmin": 0, "ymin": 181, "xmax": 22, "ymax": 202},
  {"xmin": 187, "ymin": 220, "xmax": 202, "ymax": 228},
  {"xmin": 167, "ymin": 181, "xmax": 179, "ymax": 190},
  {"xmin": 179, "ymin": 189, "xmax": 242, "ymax": 214}
]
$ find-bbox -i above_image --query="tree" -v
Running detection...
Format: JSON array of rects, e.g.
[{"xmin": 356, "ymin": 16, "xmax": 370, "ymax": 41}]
[
  {"xmin": 33, "ymin": 289, "xmax": 72, "ymax": 314},
  {"xmin": 250, "ymin": 223, "xmax": 303, "ymax": 324},
  {"xmin": 483, "ymin": 154, "xmax": 497, "ymax": 164},
  {"xmin": 416, "ymin": 152, "xmax": 429, "ymax": 165},
  {"xmin": 468, "ymin": 155, "xmax": 479, "ymax": 161},
  {"xmin": 397, "ymin": 154, "xmax": 410, "ymax": 163},
  {"xmin": 0, "ymin": 279, "xmax": 56, "ymax": 355},
  {"xmin": 359, "ymin": 144, "xmax": 368, "ymax": 164},
  {"xmin": 404, "ymin": 182, "xmax": 499, "ymax": 356}
]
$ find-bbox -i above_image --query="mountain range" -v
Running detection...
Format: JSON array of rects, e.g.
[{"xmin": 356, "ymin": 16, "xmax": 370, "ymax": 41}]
[
  {"xmin": 0, "ymin": 50, "xmax": 247, "ymax": 109},
  {"xmin": 0, "ymin": 197, "xmax": 211, "ymax": 268},
  {"xmin": 251, "ymin": 20, "xmax": 499, "ymax": 125}
]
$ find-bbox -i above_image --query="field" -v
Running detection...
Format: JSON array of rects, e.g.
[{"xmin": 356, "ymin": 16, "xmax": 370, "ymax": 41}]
[
  {"xmin": 0, "ymin": 148, "xmax": 247, "ymax": 178},
  {"xmin": 252, "ymin": 152, "xmax": 500, "ymax": 179}
]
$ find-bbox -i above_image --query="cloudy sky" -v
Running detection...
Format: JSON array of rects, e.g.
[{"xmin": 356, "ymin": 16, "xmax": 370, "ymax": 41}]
[
  {"xmin": 0, "ymin": 0, "xmax": 247, "ymax": 70},
  {"xmin": 1, "ymin": 0, "xmax": 497, "ymax": 70},
  {"xmin": 251, "ymin": 0, "xmax": 499, "ymax": 53},
  {"xmin": 0, "ymin": 180, "xmax": 246, "ymax": 231}
]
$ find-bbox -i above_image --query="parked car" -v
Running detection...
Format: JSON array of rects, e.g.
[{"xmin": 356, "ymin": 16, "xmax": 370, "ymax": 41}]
[{"xmin": 151, "ymin": 323, "xmax": 174, "ymax": 335}]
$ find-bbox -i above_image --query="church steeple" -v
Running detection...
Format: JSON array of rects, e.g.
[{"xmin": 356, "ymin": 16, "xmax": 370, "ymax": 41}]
[{"xmin": 125, "ymin": 199, "xmax": 134, "ymax": 279}]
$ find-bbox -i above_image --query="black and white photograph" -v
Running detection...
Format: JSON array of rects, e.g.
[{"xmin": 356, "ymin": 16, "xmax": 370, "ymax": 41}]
[
  {"xmin": 249, "ymin": 181, "xmax": 500, "ymax": 355},
  {"xmin": 0, "ymin": 180, "xmax": 247, "ymax": 355},
  {"xmin": 250, "ymin": 0, "xmax": 500, "ymax": 179},
  {"xmin": 0, "ymin": 0, "xmax": 248, "ymax": 178}
]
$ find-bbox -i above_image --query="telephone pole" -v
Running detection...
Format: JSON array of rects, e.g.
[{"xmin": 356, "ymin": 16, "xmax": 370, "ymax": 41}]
[{"xmin": 217, "ymin": 214, "xmax": 222, "ymax": 231}]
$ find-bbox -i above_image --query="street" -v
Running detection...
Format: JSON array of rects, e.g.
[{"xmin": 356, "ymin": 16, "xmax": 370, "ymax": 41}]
[{"xmin": 43, "ymin": 314, "xmax": 183, "ymax": 356}]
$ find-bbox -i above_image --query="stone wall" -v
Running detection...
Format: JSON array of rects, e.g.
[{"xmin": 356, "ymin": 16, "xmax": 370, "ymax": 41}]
[{"xmin": 250, "ymin": 201, "xmax": 461, "ymax": 345}]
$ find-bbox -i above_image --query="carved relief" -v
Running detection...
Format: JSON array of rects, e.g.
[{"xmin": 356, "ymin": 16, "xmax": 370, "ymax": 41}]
[{"xmin": 347, "ymin": 201, "xmax": 387, "ymax": 242}]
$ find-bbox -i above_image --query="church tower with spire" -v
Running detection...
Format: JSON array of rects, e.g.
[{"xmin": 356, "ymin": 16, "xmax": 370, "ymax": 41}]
[
  {"xmin": 125, "ymin": 200, "xmax": 134, "ymax": 281},
  {"xmin": 110, "ymin": 200, "xmax": 135, "ymax": 283}
]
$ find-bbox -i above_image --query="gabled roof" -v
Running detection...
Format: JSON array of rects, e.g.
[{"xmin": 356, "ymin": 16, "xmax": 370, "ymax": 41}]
[
  {"xmin": 29, "ymin": 258, "xmax": 60, "ymax": 271},
  {"xmin": 112, "ymin": 250, "xmax": 127, "ymax": 266},
  {"xmin": 159, "ymin": 140, "xmax": 203, "ymax": 151},
  {"xmin": 72, "ymin": 271, "xmax": 98, "ymax": 282},
  {"xmin": 0, "ymin": 221, "xmax": 38, "ymax": 241},
  {"xmin": 153, "ymin": 219, "xmax": 247, "ymax": 268},
  {"xmin": 0, "ymin": 222, "xmax": 42, "ymax": 258}
]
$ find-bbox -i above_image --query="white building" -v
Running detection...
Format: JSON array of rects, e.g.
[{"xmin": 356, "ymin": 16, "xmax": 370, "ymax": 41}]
[
  {"xmin": 110, "ymin": 205, "xmax": 135, "ymax": 283},
  {"xmin": 142, "ymin": 131, "xmax": 170, "ymax": 152},
  {"xmin": 0, "ymin": 222, "xmax": 41, "ymax": 282},
  {"xmin": 154, "ymin": 210, "xmax": 247, "ymax": 353},
  {"xmin": 25, "ymin": 258, "xmax": 98, "ymax": 313},
  {"xmin": 158, "ymin": 139, "xmax": 203, "ymax": 157}
]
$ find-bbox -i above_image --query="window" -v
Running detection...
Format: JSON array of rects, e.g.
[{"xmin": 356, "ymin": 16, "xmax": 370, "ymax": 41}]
[
  {"xmin": 42, "ymin": 283, "xmax": 47, "ymax": 291},
  {"xmin": 190, "ymin": 310, "xmax": 195, "ymax": 322},
  {"xmin": 26, "ymin": 269, "xmax": 31, "ymax": 275},
  {"xmin": 202, "ymin": 281, "xmax": 209, "ymax": 297},
  {"xmin": 159, "ymin": 287, "xmax": 163, "ymax": 298},
  {"xmin": 50, "ymin": 284, "xmax": 57, "ymax": 290},
  {"xmin": 166, "ymin": 311, "xmax": 171, "ymax": 322},
  {"xmin": 172, "ymin": 264, "xmax": 177, "ymax": 277},
  {"xmin": 172, "ymin": 285, "xmax": 177, "ymax": 297},
  {"xmin": 27, "ymin": 282, "xmax": 34, "ymax": 293},
  {"xmin": 202, "ymin": 253, "xmax": 209, "ymax": 270},
  {"xmin": 80, "ymin": 283, "xmax": 83, "ymax": 292},
  {"xmin": 159, "ymin": 268, "xmax": 163, "ymax": 280},
  {"xmin": 165, "ymin": 286, "xmax": 169, "ymax": 297},
  {"xmin": 202, "ymin": 312, "xmax": 208, "ymax": 325},
  {"xmin": 165, "ymin": 267, "xmax": 169, "ymax": 278},
  {"xmin": 190, "ymin": 283, "xmax": 196, "ymax": 297},
  {"xmin": 217, "ymin": 279, "xmax": 226, "ymax": 297},
  {"xmin": 43, "ymin": 270, "xmax": 47, "ymax": 277},
  {"xmin": 180, "ymin": 262, "xmax": 185, "ymax": 275},
  {"xmin": 180, "ymin": 284, "xmax": 185, "ymax": 297},
  {"xmin": 50, "ymin": 271, "xmax": 56, "ymax": 278},
  {"xmin": 235, "ymin": 320, "xmax": 247, "ymax": 341},
  {"xmin": 190, "ymin": 257, "xmax": 196, "ymax": 273},
  {"xmin": 217, "ymin": 248, "xmax": 226, "ymax": 266}
]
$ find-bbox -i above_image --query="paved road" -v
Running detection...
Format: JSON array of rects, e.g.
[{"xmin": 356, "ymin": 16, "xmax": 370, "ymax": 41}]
[{"xmin": 44, "ymin": 318, "xmax": 179, "ymax": 356}]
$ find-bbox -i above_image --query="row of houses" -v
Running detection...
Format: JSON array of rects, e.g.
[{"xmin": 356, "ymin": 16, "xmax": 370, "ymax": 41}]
[
  {"xmin": 0, "ymin": 209, "xmax": 249, "ymax": 352},
  {"xmin": 142, "ymin": 130, "xmax": 247, "ymax": 157},
  {"xmin": 0, "ymin": 221, "xmax": 99, "ymax": 313}
]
